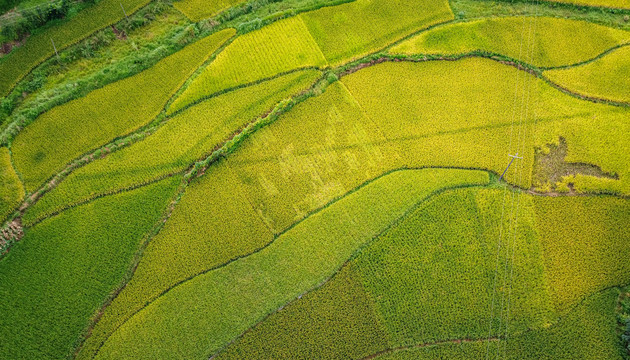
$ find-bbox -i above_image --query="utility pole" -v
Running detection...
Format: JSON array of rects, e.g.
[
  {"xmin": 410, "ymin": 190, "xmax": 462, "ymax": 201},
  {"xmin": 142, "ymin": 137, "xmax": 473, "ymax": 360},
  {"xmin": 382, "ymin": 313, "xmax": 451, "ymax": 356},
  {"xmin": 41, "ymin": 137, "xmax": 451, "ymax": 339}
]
[
  {"xmin": 51, "ymin": 38, "xmax": 59, "ymax": 61},
  {"xmin": 499, "ymin": 153, "xmax": 523, "ymax": 181},
  {"xmin": 120, "ymin": 3, "xmax": 128, "ymax": 20}
]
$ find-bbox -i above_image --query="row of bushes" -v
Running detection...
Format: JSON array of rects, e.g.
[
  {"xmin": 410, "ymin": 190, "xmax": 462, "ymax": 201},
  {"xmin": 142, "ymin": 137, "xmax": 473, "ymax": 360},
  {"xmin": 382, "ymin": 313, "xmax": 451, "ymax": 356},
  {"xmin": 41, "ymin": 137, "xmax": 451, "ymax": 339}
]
[{"xmin": 1, "ymin": 0, "xmax": 85, "ymax": 42}]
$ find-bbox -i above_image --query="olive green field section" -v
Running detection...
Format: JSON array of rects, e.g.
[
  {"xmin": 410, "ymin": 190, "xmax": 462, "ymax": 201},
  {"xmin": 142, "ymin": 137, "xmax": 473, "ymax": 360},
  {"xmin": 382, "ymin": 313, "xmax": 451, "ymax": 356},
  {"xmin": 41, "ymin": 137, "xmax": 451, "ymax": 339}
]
[
  {"xmin": 0, "ymin": 0, "xmax": 164, "ymax": 97},
  {"xmin": 341, "ymin": 59, "xmax": 630, "ymax": 195},
  {"xmin": 169, "ymin": 16, "xmax": 327, "ymax": 113},
  {"xmin": 0, "ymin": 148, "xmax": 24, "ymax": 221},
  {"xmin": 389, "ymin": 17, "xmax": 630, "ymax": 68},
  {"xmin": 173, "ymin": 0, "xmax": 244, "ymax": 21},
  {"xmin": 10, "ymin": 29, "xmax": 235, "ymax": 192},
  {"xmin": 299, "ymin": 0, "xmax": 455, "ymax": 65},
  {"xmin": 533, "ymin": 196, "xmax": 630, "ymax": 312},
  {"xmin": 216, "ymin": 188, "xmax": 552, "ymax": 359},
  {"xmin": 374, "ymin": 289, "xmax": 622, "ymax": 360},
  {"xmin": 0, "ymin": 176, "xmax": 179, "ymax": 360},
  {"xmin": 75, "ymin": 160, "xmax": 275, "ymax": 360},
  {"xmin": 92, "ymin": 169, "xmax": 489, "ymax": 360},
  {"xmin": 217, "ymin": 192, "xmax": 630, "ymax": 359},
  {"xmin": 545, "ymin": 46, "xmax": 630, "ymax": 104},
  {"xmin": 22, "ymin": 70, "xmax": 320, "ymax": 226}
]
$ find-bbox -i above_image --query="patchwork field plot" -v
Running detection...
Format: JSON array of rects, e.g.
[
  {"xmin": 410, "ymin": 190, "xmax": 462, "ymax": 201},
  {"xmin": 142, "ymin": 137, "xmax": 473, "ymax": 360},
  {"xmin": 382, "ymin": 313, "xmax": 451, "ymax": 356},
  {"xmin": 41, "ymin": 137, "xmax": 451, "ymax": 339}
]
[
  {"xmin": 390, "ymin": 17, "xmax": 630, "ymax": 67},
  {"xmin": 11, "ymin": 29, "xmax": 234, "ymax": 192},
  {"xmin": 545, "ymin": 45, "xmax": 630, "ymax": 104},
  {"xmin": 0, "ymin": 176, "xmax": 179, "ymax": 359},
  {"xmin": 22, "ymin": 70, "xmax": 319, "ymax": 226},
  {"xmin": 1, "ymin": 0, "xmax": 629, "ymax": 358},
  {"xmin": 90, "ymin": 169, "xmax": 490, "ymax": 359},
  {"xmin": 341, "ymin": 59, "xmax": 630, "ymax": 195},
  {"xmin": 216, "ymin": 189, "xmax": 629, "ymax": 359},
  {"xmin": 300, "ymin": 0, "xmax": 454, "ymax": 65},
  {"xmin": 169, "ymin": 16, "xmax": 327, "ymax": 113}
]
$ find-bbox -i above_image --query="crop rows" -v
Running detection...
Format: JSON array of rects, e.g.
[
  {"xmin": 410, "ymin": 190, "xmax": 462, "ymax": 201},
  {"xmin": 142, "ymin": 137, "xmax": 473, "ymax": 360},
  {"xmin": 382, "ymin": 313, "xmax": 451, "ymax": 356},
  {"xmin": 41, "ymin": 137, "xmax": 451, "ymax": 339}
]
[
  {"xmin": 340, "ymin": 59, "xmax": 630, "ymax": 195},
  {"xmin": 217, "ymin": 189, "xmax": 629, "ymax": 359},
  {"xmin": 173, "ymin": 0, "xmax": 245, "ymax": 22},
  {"xmin": 533, "ymin": 196, "xmax": 630, "ymax": 311},
  {"xmin": 10, "ymin": 29, "xmax": 235, "ymax": 192},
  {"xmin": 299, "ymin": 0, "xmax": 454, "ymax": 65},
  {"xmin": 216, "ymin": 188, "xmax": 548, "ymax": 358},
  {"xmin": 376, "ymin": 289, "xmax": 619, "ymax": 359},
  {"xmin": 83, "ymin": 169, "xmax": 489, "ymax": 359},
  {"xmin": 169, "ymin": 16, "xmax": 328, "ymax": 113},
  {"xmin": 389, "ymin": 17, "xmax": 630, "ymax": 68},
  {"xmin": 0, "ymin": 176, "xmax": 179, "ymax": 359},
  {"xmin": 545, "ymin": 45, "xmax": 630, "ymax": 104},
  {"xmin": 170, "ymin": 0, "xmax": 455, "ymax": 113},
  {"xmin": 22, "ymin": 70, "xmax": 320, "ymax": 226},
  {"xmin": 75, "ymin": 160, "xmax": 276, "ymax": 359},
  {"xmin": 0, "ymin": 0, "xmax": 161, "ymax": 97},
  {"xmin": 0, "ymin": 147, "xmax": 24, "ymax": 221}
]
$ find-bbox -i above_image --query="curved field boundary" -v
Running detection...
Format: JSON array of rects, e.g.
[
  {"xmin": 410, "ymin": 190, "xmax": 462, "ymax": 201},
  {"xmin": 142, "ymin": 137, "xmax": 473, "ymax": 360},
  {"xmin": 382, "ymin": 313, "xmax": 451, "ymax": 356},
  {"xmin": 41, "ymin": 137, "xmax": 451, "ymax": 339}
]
[
  {"xmin": 214, "ymin": 190, "xmax": 629, "ymax": 359},
  {"xmin": 100, "ymin": 167, "xmax": 492, "ymax": 348},
  {"xmin": 92, "ymin": 168, "xmax": 489, "ymax": 359},
  {"xmin": 5, "ymin": 50, "xmax": 627, "ymax": 256},
  {"xmin": 359, "ymin": 338, "xmax": 501, "ymax": 360},
  {"xmin": 388, "ymin": 16, "xmax": 630, "ymax": 68},
  {"xmin": 20, "ymin": 70, "xmax": 321, "ymax": 228},
  {"xmin": 359, "ymin": 284, "xmax": 628, "ymax": 359},
  {"xmin": 0, "ymin": 0, "xmax": 158, "ymax": 97},
  {"xmin": 543, "ymin": 45, "xmax": 630, "ymax": 104}
]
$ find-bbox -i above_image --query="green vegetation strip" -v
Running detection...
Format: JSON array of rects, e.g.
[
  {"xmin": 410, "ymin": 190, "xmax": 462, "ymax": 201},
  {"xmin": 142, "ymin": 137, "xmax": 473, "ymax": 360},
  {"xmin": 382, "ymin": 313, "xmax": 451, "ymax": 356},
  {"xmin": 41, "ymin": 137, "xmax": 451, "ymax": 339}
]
[
  {"xmin": 22, "ymin": 70, "xmax": 320, "ymax": 226},
  {"xmin": 544, "ymin": 45, "xmax": 630, "ymax": 104},
  {"xmin": 389, "ymin": 17, "xmax": 630, "ymax": 68},
  {"xmin": 10, "ymin": 29, "xmax": 235, "ymax": 192},
  {"xmin": 0, "ymin": 0, "xmax": 161, "ymax": 97},
  {"xmin": 0, "ymin": 176, "xmax": 179, "ymax": 359},
  {"xmin": 93, "ymin": 169, "xmax": 489, "ymax": 359}
]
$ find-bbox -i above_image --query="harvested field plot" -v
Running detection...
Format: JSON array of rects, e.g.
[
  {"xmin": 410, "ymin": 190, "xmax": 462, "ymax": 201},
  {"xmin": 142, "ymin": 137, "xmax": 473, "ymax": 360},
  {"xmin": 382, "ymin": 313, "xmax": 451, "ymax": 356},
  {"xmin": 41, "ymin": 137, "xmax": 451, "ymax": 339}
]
[{"xmin": 1, "ymin": 0, "xmax": 629, "ymax": 359}]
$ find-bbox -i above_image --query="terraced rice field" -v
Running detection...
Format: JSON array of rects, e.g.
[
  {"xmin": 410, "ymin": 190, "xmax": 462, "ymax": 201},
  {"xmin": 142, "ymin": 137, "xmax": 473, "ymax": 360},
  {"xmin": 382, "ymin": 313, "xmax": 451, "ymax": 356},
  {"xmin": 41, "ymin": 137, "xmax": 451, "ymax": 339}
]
[{"xmin": 0, "ymin": 0, "xmax": 628, "ymax": 359}]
